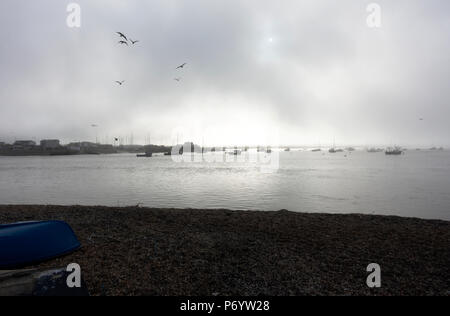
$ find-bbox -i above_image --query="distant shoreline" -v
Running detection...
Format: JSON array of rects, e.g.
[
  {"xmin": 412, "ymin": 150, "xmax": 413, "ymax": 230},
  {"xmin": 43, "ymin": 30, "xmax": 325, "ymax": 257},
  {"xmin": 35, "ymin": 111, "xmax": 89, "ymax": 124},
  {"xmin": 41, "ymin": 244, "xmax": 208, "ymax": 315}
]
[
  {"xmin": 0, "ymin": 146, "xmax": 447, "ymax": 157},
  {"xmin": 0, "ymin": 205, "xmax": 448, "ymax": 296}
]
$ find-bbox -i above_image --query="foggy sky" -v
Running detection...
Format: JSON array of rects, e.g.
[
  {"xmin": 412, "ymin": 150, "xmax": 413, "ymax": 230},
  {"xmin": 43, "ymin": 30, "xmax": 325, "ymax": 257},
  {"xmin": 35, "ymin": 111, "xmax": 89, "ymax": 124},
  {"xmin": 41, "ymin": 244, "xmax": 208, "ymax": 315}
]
[{"xmin": 0, "ymin": 0, "xmax": 449, "ymax": 147}]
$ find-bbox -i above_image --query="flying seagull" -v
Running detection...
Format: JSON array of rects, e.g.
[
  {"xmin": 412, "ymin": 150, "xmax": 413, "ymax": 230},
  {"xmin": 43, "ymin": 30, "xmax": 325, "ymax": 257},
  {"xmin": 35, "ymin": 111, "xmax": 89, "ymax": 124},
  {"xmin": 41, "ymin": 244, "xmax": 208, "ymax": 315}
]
[
  {"xmin": 118, "ymin": 40, "xmax": 128, "ymax": 46},
  {"xmin": 176, "ymin": 63, "xmax": 187, "ymax": 69},
  {"xmin": 130, "ymin": 39, "xmax": 139, "ymax": 45},
  {"xmin": 174, "ymin": 78, "xmax": 182, "ymax": 82},
  {"xmin": 116, "ymin": 32, "xmax": 128, "ymax": 41},
  {"xmin": 115, "ymin": 80, "xmax": 125, "ymax": 85}
]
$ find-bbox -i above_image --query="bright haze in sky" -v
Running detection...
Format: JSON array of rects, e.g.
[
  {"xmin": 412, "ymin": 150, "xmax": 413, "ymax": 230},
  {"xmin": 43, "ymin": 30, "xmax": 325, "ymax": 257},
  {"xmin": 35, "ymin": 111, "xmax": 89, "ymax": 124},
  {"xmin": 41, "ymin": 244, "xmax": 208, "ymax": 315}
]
[{"xmin": 0, "ymin": 0, "xmax": 449, "ymax": 147}]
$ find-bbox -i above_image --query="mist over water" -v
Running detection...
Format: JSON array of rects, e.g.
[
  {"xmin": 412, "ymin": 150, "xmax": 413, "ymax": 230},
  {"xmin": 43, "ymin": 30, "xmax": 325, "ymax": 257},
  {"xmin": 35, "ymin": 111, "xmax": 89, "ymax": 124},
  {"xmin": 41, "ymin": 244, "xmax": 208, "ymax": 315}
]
[
  {"xmin": 1, "ymin": 150, "xmax": 449, "ymax": 220},
  {"xmin": 1, "ymin": 1, "xmax": 450, "ymax": 147}
]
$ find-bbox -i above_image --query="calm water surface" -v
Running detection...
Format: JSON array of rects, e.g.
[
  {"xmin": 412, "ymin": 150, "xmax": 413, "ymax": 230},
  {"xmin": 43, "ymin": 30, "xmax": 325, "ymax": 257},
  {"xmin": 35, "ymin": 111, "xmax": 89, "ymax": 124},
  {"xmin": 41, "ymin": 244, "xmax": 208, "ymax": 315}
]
[{"xmin": 0, "ymin": 150, "xmax": 449, "ymax": 220}]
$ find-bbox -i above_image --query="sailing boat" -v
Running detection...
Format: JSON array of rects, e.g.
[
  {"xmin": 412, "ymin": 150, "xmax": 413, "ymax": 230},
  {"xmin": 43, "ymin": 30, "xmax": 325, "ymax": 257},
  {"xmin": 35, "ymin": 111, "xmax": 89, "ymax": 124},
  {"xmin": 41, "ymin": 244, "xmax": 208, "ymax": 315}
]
[
  {"xmin": 329, "ymin": 138, "xmax": 343, "ymax": 153},
  {"xmin": 385, "ymin": 146, "xmax": 403, "ymax": 155},
  {"xmin": 312, "ymin": 140, "xmax": 322, "ymax": 152}
]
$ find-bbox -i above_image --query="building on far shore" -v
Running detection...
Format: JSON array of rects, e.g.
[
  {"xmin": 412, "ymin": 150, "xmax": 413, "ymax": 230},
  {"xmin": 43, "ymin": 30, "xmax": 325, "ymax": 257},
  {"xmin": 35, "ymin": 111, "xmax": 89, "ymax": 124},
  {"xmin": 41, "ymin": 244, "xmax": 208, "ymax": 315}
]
[
  {"xmin": 0, "ymin": 139, "xmax": 120, "ymax": 156},
  {"xmin": 67, "ymin": 142, "xmax": 117, "ymax": 154},
  {"xmin": 40, "ymin": 139, "xmax": 61, "ymax": 150},
  {"xmin": 13, "ymin": 140, "xmax": 36, "ymax": 150},
  {"xmin": 13, "ymin": 140, "xmax": 36, "ymax": 147}
]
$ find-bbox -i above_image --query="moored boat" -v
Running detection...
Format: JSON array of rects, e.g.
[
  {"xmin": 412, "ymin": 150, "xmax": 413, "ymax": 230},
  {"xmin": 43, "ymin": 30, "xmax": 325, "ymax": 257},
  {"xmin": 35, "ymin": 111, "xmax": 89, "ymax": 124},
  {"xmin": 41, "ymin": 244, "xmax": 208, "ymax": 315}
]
[
  {"xmin": 137, "ymin": 153, "xmax": 152, "ymax": 157},
  {"xmin": 385, "ymin": 147, "xmax": 403, "ymax": 155},
  {"xmin": 367, "ymin": 148, "xmax": 383, "ymax": 153}
]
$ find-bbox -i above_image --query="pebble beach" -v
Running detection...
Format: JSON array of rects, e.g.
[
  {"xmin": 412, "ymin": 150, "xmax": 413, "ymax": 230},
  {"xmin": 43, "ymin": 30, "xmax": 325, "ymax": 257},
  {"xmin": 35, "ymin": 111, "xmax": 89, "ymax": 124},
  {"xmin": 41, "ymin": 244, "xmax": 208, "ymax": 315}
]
[{"xmin": 0, "ymin": 205, "xmax": 448, "ymax": 296}]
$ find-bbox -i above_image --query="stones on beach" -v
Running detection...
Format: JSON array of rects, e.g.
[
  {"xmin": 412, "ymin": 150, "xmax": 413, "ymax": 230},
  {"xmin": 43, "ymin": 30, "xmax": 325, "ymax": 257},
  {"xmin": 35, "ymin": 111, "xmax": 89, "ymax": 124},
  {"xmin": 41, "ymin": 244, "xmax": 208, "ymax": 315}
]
[{"xmin": 0, "ymin": 205, "xmax": 448, "ymax": 296}]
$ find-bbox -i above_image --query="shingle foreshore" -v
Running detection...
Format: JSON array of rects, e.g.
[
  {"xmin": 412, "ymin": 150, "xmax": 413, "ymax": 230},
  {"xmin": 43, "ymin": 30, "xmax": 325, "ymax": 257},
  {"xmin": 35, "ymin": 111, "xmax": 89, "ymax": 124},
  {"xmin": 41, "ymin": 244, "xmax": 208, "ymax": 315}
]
[{"xmin": 0, "ymin": 205, "xmax": 448, "ymax": 296}]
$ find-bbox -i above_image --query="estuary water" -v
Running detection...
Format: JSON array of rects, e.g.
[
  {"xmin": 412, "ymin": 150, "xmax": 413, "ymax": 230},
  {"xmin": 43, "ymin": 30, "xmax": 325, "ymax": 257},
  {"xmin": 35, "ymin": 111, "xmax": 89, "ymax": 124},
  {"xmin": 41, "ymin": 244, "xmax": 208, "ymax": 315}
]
[{"xmin": 0, "ymin": 150, "xmax": 449, "ymax": 220}]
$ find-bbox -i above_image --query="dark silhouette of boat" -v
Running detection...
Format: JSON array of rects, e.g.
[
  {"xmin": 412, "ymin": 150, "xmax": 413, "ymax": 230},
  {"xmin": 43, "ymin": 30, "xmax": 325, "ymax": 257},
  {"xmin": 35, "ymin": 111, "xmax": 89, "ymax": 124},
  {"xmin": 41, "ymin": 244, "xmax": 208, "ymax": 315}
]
[
  {"xmin": 227, "ymin": 149, "xmax": 242, "ymax": 155},
  {"xmin": 137, "ymin": 153, "xmax": 152, "ymax": 157},
  {"xmin": 257, "ymin": 146, "xmax": 272, "ymax": 153},
  {"xmin": 385, "ymin": 147, "xmax": 403, "ymax": 155},
  {"xmin": 328, "ymin": 138, "xmax": 343, "ymax": 153},
  {"xmin": 367, "ymin": 148, "xmax": 383, "ymax": 153}
]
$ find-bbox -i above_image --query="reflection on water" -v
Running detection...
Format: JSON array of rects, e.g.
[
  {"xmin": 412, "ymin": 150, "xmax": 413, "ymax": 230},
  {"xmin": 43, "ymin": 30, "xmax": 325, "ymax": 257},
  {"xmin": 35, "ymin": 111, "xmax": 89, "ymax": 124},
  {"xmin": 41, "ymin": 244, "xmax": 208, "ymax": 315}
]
[{"xmin": 0, "ymin": 150, "xmax": 449, "ymax": 220}]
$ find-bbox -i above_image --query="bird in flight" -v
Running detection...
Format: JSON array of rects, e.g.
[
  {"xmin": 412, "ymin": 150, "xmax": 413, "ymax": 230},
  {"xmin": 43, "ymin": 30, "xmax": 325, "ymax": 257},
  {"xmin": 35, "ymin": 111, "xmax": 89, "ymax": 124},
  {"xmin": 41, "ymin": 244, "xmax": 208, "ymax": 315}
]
[
  {"xmin": 118, "ymin": 40, "xmax": 128, "ymax": 46},
  {"xmin": 174, "ymin": 78, "xmax": 182, "ymax": 82},
  {"xmin": 115, "ymin": 80, "xmax": 125, "ymax": 85},
  {"xmin": 116, "ymin": 32, "xmax": 128, "ymax": 41},
  {"xmin": 130, "ymin": 39, "xmax": 139, "ymax": 45},
  {"xmin": 176, "ymin": 63, "xmax": 187, "ymax": 69}
]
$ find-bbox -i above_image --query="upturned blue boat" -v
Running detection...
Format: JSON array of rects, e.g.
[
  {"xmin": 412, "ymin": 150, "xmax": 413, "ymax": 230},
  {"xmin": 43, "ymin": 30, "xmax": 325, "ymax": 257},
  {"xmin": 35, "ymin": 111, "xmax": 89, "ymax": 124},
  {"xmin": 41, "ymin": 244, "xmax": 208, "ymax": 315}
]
[{"xmin": 0, "ymin": 221, "xmax": 81, "ymax": 269}]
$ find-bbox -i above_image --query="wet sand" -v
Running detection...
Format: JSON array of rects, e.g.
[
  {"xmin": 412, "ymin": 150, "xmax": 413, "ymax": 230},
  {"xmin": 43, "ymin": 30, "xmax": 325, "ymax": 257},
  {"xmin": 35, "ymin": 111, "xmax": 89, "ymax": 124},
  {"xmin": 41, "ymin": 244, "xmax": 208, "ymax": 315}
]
[{"xmin": 0, "ymin": 205, "xmax": 448, "ymax": 296}]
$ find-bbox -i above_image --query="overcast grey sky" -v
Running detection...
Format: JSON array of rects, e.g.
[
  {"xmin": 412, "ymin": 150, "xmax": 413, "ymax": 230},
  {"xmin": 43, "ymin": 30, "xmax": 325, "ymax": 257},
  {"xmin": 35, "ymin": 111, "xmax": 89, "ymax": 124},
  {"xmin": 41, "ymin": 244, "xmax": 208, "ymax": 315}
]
[{"xmin": 0, "ymin": 0, "xmax": 449, "ymax": 146}]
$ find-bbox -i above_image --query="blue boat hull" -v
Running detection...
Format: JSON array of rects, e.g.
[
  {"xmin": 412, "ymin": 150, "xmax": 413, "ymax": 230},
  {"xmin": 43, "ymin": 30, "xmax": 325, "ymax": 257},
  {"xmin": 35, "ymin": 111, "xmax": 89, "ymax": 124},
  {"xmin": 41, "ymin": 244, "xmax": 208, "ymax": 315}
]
[{"xmin": 0, "ymin": 221, "xmax": 81, "ymax": 269}]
